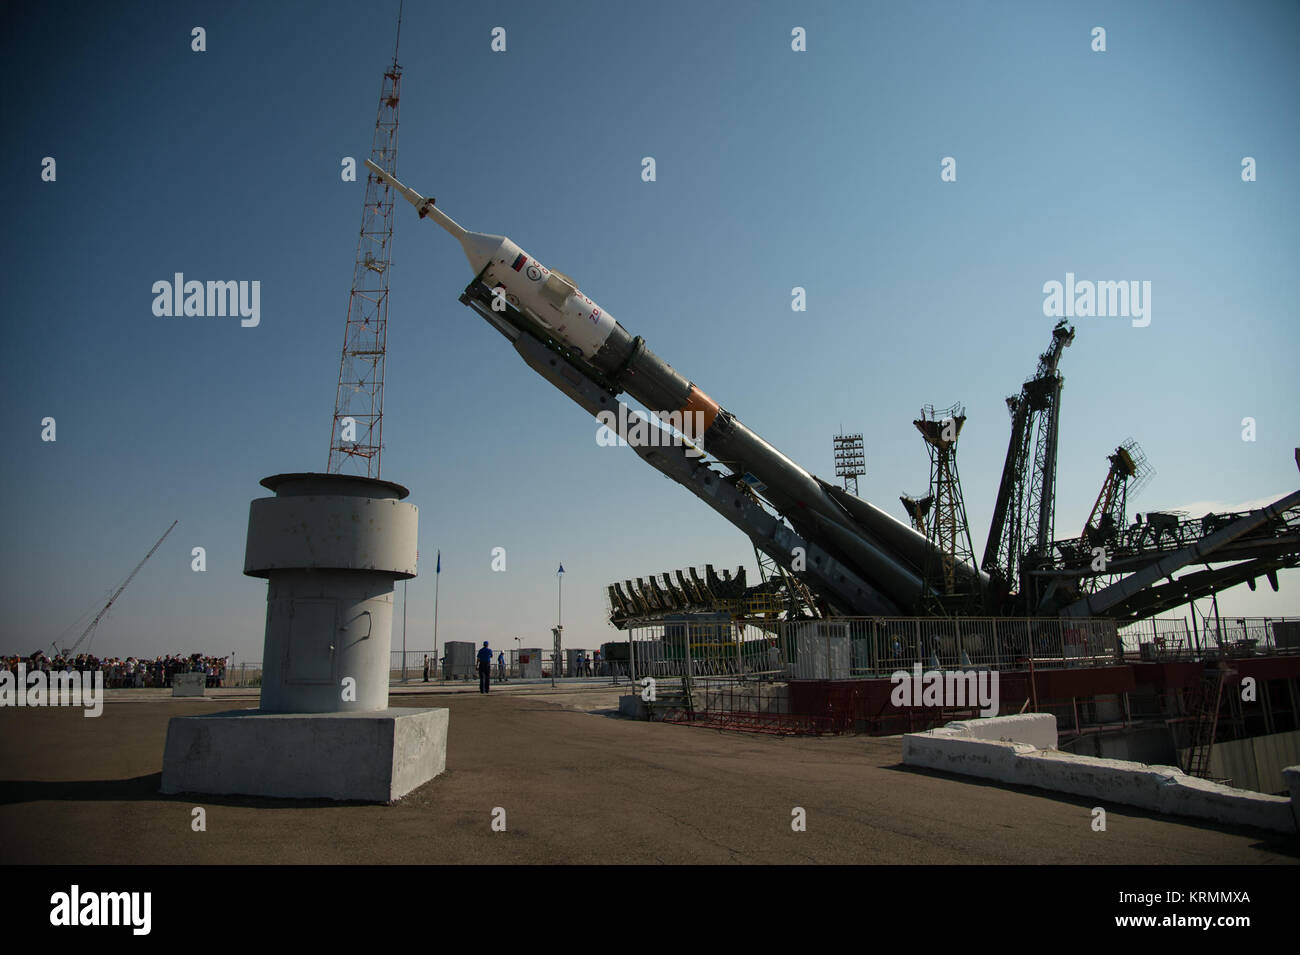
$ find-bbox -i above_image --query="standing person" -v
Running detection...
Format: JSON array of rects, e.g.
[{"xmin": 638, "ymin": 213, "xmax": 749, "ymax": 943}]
[
  {"xmin": 594, "ymin": 649, "xmax": 602, "ymax": 676},
  {"xmin": 497, "ymin": 650, "xmax": 506, "ymax": 683},
  {"xmin": 422, "ymin": 655, "xmax": 430, "ymax": 683},
  {"xmin": 476, "ymin": 641, "xmax": 493, "ymax": 694}
]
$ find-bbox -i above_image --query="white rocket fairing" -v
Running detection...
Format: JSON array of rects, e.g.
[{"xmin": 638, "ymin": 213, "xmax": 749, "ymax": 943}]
[{"xmin": 364, "ymin": 159, "xmax": 617, "ymax": 360}]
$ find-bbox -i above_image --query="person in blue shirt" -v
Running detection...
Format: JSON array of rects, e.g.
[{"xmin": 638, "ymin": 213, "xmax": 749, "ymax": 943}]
[
  {"xmin": 497, "ymin": 650, "xmax": 507, "ymax": 683},
  {"xmin": 477, "ymin": 641, "xmax": 494, "ymax": 694}
]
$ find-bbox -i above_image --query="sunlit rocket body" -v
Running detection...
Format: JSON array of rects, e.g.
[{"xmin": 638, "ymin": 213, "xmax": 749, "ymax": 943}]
[
  {"xmin": 366, "ymin": 160, "xmax": 616, "ymax": 359},
  {"xmin": 366, "ymin": 159, "xmax": 987, "ymax": 614}
]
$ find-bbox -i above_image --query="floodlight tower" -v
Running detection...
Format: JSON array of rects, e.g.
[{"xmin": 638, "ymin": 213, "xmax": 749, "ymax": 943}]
[
  {"xmin": 833, "ymin": 432, "xmax": 866, "ymax": 496},
  {"xmin": 327, "ymin": 6, "xmax": 404, "ymax": 477},
  {"xmin": 914, "ymin": 403, "xmax": 978, "ymax": 609}
]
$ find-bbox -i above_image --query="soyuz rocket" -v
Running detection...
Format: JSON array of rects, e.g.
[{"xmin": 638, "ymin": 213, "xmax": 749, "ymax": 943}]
[{"xmin": 365, "ymin": 159, "xmax": 987, "ymax": 615}]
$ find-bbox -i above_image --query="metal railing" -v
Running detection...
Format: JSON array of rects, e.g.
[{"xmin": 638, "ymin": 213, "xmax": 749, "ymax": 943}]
[
  {"xmin": 226, "ymin": 662, "xmax": 263, "ymax": 687},
  {"xmin": 1117, "ymin": 616, "xmax": 1300, "ymax": 659},
  {"xmin": 627, "ymin": 616, "xmax": 1121, "ymax": 683},
  {"xmin": 385, "ymin": 648, "xmax": 628, "ymax": 683}
]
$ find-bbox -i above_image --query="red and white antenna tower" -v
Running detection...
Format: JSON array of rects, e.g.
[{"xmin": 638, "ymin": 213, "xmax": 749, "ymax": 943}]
[{"xmin": 328, "ymin": 3, "xmax": 404, "ymax": 477}]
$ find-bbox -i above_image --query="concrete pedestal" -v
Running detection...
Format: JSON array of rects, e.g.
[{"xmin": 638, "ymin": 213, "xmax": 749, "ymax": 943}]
[
  {"xmin": 246, "ymin": 473, "xmax": 418, "ymax": 714},
  {"xmin": 160, "ymin": 707, "xmax": 448, "ymax": 803}
]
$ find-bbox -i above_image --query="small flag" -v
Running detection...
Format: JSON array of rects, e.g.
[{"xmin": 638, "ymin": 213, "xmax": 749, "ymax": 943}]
[
  {"xmin": 436, "ymin": 550, "xmax": 441, "ymax": 574},
  {"xmin": 511, "ymin": 253, "xmax": 527, "ymax": 272}
]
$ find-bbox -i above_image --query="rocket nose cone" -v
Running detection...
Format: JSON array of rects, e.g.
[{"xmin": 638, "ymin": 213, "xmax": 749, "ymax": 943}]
[{"xmin": 460, "ymin": 231, "xmax": 508, "ymax": 274}]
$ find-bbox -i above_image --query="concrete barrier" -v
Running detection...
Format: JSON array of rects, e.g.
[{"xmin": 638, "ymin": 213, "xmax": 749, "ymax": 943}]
[
  {"xmin": 1159, "ymin": 770, "xmax": 1296, "ymax": 833},
  {"xmin": 903, "ymin": 714, "xmax": 1297, "ymax": 834},
  {"xmin": 1015, "ymin": 750, "xmax": 1182, "ymax": 812},
  {"xmin": 1283, "ymin": 765, "xmax": 1300, "ymax": 832},
  {"xmin": 946, "ymin": 713, "xmax": 1057, "ymax": 750},
  {"xmin": 903, "ymin": 730, "xmax": 1035, "ymax": 780}
]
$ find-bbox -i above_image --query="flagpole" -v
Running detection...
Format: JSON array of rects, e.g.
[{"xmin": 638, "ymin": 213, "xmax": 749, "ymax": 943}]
[
  {"xmin": 554, "ymin": 564, "xmax": 564, "ymax": 688},
  {"xmin": 433, "ymin": 550, "xmax": 441, "ymax": 680}
]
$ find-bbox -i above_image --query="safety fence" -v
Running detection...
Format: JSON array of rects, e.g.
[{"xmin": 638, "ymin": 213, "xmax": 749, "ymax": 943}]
[
  {"xmin": 641, "ymin": 671, "xmax": 1090, "ymax": 738},
  {"xmin": 390, "ymin": 650, "xmax": 441, "ymax": 682},
  {"xmin": 654, "ymin": 677, "xmax": 845, "ymax": 736},
  {"xmin": 220, "ymin": 654, "xmax": 628, "ymax": 688},
  {"xmin": 386, "ymin": 648, "xmax": 630, "ymax": 683},
  {"xmin": 220, "ymin": 665, "xmax": 258, "ymax": 686},
  {"xmin": 625, "ymin": 614, "xmax": 1300, "ymax": 740},
  {"xmin": 1117, "ymin": 616, "xmax": 1300, "ymax": 660},
  {"xmin": 226, "ymin": 662, "xmax": 263, "ymax": 687},
  {"xmin": 627, "ymin": 616, "xmax": 1120, "ymax": 683}
]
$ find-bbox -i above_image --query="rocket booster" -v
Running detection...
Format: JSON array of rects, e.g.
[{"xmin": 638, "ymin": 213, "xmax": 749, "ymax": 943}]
[{"xmin": 368, "ymin": 159, "xmax": 988, "ymax": 612}]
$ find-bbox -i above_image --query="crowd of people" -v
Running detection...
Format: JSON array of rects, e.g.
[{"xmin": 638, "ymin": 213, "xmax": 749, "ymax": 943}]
[{"xmin": 2, "ymin": 651, "xmax": 229, "ymax": 689}]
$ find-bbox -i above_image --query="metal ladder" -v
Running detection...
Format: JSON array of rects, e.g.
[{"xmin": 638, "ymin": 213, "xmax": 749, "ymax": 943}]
[{"xmin": 1182, "ymin": 664, "xmax": 1234, "ymax": 778}]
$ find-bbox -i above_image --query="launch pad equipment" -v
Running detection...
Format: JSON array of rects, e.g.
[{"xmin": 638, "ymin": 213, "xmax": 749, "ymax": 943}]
[
  {"xmin": 372, "ymin": 162, "xmax": 1300, "ymax": 624},
  {"xmin": 368, "ymin": 161, "xmax": 987, "ymax": 618}
]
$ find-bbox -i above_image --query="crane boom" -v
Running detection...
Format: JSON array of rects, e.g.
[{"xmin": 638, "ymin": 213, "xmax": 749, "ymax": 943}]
[{"xmin": 59, "ymin": 520, "xmax": 178, "ymax": 656}]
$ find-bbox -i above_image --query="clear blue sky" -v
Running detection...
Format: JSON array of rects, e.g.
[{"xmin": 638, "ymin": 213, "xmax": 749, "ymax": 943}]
[{"xmin": 2, "ymin": 0, "xmax": 1297, "ymax": 661}]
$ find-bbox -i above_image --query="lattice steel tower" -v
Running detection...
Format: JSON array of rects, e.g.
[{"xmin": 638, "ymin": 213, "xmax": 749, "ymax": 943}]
[
  {"xmin": 982, "ymin": 320, "xmax": 1075, "ymax": 609},
  {"xmin": 328, "ymin": 7, "xmax": 403, "ymax": 477},
  {"xmin": 833, "ymin": 432, "xmax": 866, "ymax": 496},
  {"xmin": 1083, "ymin": 439, "xmax": 1151, "ymax": 545},
  {"xmin": 914, "ymin": 403, "xmax": 978, "ymax": 609},
  {"xmin": 1079, "ymin": 438, "xmax": 1152, "ymax": 595}
]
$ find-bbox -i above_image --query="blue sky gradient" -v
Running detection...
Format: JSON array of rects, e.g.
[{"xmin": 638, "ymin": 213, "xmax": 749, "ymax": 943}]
[{"xmin": 2, "ymin": 0, "xmax": 1297, "ymax": 661}]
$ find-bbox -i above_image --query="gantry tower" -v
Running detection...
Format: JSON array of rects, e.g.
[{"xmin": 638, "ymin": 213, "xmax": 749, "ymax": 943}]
[
  {"xmin": 914, "ymin": 403, "xmax": 978, "ymax": 610},
  {"xmin": 1083, "ymin": 439, "xmax": 1151, "ymax": 547},
  {"xmin": 982, "ymin": 320, "xmax": 1075, "ymax": 611}
]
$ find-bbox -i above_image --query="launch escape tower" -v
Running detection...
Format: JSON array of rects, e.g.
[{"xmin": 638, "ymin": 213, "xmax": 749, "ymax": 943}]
[
  {"xmin": 327, "ymin": 10, "xmax": 403, "ymax": 477},
  {"xmin": 913, "ymin": 404, "xmax": 979, "ymax": 612}
]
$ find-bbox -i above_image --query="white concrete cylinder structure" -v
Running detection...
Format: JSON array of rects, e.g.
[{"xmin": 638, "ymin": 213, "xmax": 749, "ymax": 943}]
[{"xmin": 244, "ymin": 473, "xmax": 418, "ymax": 714}]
